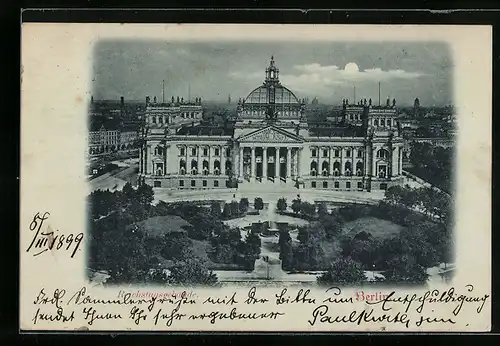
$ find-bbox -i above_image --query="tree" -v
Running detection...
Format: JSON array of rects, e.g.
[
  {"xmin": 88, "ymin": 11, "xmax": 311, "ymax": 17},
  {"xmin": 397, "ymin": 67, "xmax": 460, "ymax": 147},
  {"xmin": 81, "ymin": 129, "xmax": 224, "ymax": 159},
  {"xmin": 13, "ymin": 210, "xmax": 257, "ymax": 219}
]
[
  {"xmin": 244, "ymin": 232, "xmax": 262, "ymax": 257},
  {"xmin": 317, "ymin": 203, "xmax": 328, "ymax": 218},
  {"xmin": 230, "ymin": 201, "xmax": 240, "ymax": 217},
  {"xmin": 277, "ymin": 198, "xmax": 287, "ymax": 213},
  {"xmin": 291, "ymin": 198, "xmax": 301, "ymax": 215},
  {"xmin": 222, "ymin": 203, "xmax": 232, "ymax": 218},
  {"xmin": 166, "ymin": 256, "xmax": 218, "ymax": 286},
  {"xmin": 98, "ymin": 223, "xmax": 150, "ymax": 284},
  {"xmin": 160, "ymin": 232, "xmax": 193, "ymax": 260},
  {"xmin": 384, "ymin": 255, "xmax": 429, "ymax": 285},
  {"xmin": 239, "ymin": 198, "xmax": 249, "ymax": 215},
  {"xmin": 214, "ymin": 244, "xmax": 236, "ymax": 264},
  {"xmin": 210, "ymin": 201, "xmax": 222, "ymax": 219},
  {"xmin": 300, "ymin": 202, "xmax": 316, "ymax": 219},
  {"xmin": 136, "ymin": 183, "xmax": 154, "ymax": 207},
  {"xmin": 317, "ymin": 257, "xmax": 366, "ymax": 286},
  {"xmin": 254, "ymin": 197, "xmax": 264, "ymax": 213}
]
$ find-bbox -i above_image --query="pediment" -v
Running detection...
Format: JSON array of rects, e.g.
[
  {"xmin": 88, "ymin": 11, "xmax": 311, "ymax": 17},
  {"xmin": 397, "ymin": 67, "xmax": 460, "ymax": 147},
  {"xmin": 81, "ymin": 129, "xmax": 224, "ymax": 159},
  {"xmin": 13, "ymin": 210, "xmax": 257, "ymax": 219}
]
[{"xmin": 238, "ymin": 126, "xmax": 303, "ymax": 143}]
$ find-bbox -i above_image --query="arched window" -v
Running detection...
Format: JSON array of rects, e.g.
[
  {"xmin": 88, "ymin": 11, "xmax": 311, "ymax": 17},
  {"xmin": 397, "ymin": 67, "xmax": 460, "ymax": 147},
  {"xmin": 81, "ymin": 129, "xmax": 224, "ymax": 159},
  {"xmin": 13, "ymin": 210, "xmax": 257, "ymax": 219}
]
[
  {"xmin": 374, "ymin": 119, "xmax": 379, "ymax": 126},
  {"xmin": 333, "ymin": 161, "xmax": 340, "ymax": 176},
  {"xmin": 344, "ymin": 161, "xmax": 352, "ymax": 176},
  {"xmin": 321, "ymin": 161, "xmax": 329, "ymax": 176},
  {"xmin": 179, "ymin": 160, "xmax": 186, "ymax": 175},
  {"xmin": 356, "ymin": 161, "xmax": 364, "ymax": 176},
  {"xmin": 377, "ymin": 149, "xmax": 389, "ymax": 159},
  {"xmin": 152, "ymin": 116, "xmax": 157, "ymax": 124},
  {"xmin": 225, "ymin": 160, "xmax": 232, "ymax": 175},
  {"xmin": 214, "ymin": 160, "xmax": 221, "ymax": 175},
  {"xmin": 191, "ymin": 160, "xmax": 198, "ymax": 175},
  {"xmin": 202, "ymin": 160, "xmax": 209, "ymax": 175},
  {"xmin": 310, "ymin": 161, "xmax": 317, "ymax": 176}
]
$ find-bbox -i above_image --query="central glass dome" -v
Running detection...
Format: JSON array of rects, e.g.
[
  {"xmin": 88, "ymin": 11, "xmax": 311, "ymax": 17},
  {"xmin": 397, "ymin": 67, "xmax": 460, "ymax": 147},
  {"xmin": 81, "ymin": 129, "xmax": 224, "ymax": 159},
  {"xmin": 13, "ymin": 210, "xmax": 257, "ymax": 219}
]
[{"xmin": 245, "ymin": 84, "xmax": 300, "ymax": 105}]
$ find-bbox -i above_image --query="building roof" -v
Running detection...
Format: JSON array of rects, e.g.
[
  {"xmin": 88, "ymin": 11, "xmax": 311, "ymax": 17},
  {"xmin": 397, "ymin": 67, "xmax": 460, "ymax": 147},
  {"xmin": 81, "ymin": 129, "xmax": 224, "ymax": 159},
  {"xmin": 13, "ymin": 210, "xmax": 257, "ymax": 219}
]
[
  {"xmin": 176, "ymin": 125, "xmax": 234, "ymax": 136},
  {"xmin": 308, "ymin": 124, "xmax": 365, "ymax": 138},
  {"xmin": 245, "ymin": 84, "xmax": 300, "ymax": 104}
]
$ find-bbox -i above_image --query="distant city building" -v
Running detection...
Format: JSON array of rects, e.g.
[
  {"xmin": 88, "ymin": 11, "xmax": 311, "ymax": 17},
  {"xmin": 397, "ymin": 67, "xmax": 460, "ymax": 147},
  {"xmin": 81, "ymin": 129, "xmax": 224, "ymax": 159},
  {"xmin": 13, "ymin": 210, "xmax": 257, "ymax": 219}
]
[
  {"xmin": 144, "ymin": 95, "xmax": 203, "ymax": 128},
  {"xmin": 88, "ymin": 119, "xmax": 139, "ymax": 156},
  {"xmin": 311, "ymin": 97, "xmax": 319, "ymax": 105},
  {"xmin": 413, "ymin": 97, "xmax": 420, "ymax": 118},
  {"xmin": 139, "ymin": 56, "xmax": 405, "ymax": 192}
]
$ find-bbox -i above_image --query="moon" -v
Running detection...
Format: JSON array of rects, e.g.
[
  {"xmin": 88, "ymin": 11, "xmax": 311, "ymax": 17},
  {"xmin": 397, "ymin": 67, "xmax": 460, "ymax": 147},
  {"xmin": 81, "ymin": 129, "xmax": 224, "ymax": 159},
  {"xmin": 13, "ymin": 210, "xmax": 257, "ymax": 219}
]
[{"xmin": 344, "ymin": 62, "xmax": 360, "ymax": 73}]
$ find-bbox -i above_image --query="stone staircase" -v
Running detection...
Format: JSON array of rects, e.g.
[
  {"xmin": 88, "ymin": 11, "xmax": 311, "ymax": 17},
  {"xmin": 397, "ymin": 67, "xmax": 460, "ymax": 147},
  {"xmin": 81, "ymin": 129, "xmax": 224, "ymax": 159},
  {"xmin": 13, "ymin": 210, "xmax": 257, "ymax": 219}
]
[{"xmin": 238, "ymin": 178, "xmax": 298, "ymax": 193}]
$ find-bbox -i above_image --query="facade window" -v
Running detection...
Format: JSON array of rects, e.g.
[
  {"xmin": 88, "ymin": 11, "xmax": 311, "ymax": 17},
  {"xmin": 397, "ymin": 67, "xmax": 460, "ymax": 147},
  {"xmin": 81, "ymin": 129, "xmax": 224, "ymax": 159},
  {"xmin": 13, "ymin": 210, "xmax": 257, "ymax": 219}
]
[
  {"xmin": 203, "ymin": 148, "xmax": 208, "ymax": 156},
  {"xmin": 346, "ymin": 182, "xmax": 351, "ymax": 189},
  {"xmin": 374, "ymin": 119, "xmax": 379, "ymax": 126},
  {"xmin": 310, "ymin": 161, "xmax": 318, "ymax": 176},
  {"xmin": 312, "ymin": 149, "xmax": 317, "ymax": 157},
  {"xmin": 357, "ymin": 150, "xmax": 363, "ymax": 158},
  {"xmin": 152, "ymin": 116, "xmax": 157, "ymax": 124},
  {"xmin": 192, "ymin": 148, "xmax": 197, "ymax": 156},
  {"xmin": 180, "ymin": 148, "xmax": 185, "ymax": 156},
  {"xmin": 334, "ymin": 150, "xmax": 340, "ymax": 157},
  {"xmin": 334, "ymin": 181, "xmax": 340, "ymax": 189},
  {"xmin": 387, "ymin": 120, "xmax": 392, "ymax": 127},
  {"xmin": 191, "ymin": 180, "xmax": 196, "ymax": 187},
  {"xmin": 346, "ymin": 150, "xmax": 351, "ymax": 157},
  {"xmin": 214, "ymin": 180, "xmax": 219, "ymax": 187},
  {"xmin": 179, "ymin": 180, "xmax": 184, "ymax": 187},
  {"xmin": 311, "ymin": 181, "xmax": 317, "ymax": 188},
  {"xmin": 380, "ymin": 183, "xmax": 388, "ymax": 190},
  {"xmin": 154, "ymin": 181, "xmax": 161, "ymax": 188},
  {"xmin": 225, "ymin": 148, "xmax": 231, "ymax": 157},
  {"xmin": 323, "ymin": 181, "xmax": 328, "ymax": 188},
  {"xmin": 377, "ymin": 149, "xmax": 389, "ymax": 159},
  {"xmin": 381, "ymin": 119, "xmax": 385, "ymax": 127},
  {"xmin": 323, "ymin": 149, "xmax": 328, "ymax": 157},
  {"xmin": 357, "ymin": 182, "xmax": 363, "ymax": 189},
  {"xmin": 202, "ymin": 180, "xmax": 207, "ymax": 187},
  {"xmin": 215, "ymin": 148, "xmax": 220, "ymax": 156},
  {"xmin": 159, "ymin": 116, "xmax": 163, "ymax": 124}
]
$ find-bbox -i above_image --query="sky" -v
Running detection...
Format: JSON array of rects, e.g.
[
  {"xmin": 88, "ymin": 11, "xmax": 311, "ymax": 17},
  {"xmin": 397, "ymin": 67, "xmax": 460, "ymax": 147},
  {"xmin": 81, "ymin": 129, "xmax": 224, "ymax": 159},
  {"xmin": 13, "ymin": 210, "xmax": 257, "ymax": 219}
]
[{"xmin": 92, "ymin": 40, "xmax": 453, "ymax": 107}]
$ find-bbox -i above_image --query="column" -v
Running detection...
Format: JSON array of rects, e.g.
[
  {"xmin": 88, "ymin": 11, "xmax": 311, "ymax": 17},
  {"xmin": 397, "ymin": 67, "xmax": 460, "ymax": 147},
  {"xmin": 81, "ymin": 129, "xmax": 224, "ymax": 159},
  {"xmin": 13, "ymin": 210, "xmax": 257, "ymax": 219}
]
[
  {"xmin": 391, "ymin": 147, "xmax": 398, "ymax": 178},
  {"xmin": 164, "ymin": 145, "xmax": 168, "ymax": 175},
  {"xmin": 263, "ymin": 147, "xmax": 267, "ymax": 178},
  {"xmin": 329, "ymin": 147, "xmax": 334, "ymax": 176},
  {"xmin": 286, "ymin": 148, "xmax": 291, "ymax": 178},
  {"xmin": 239, "ymin": 146, "xmax": 244, "ymax": 178},
  {"xmin": 148, "ymin": 145, "xmax": 154, "ymax": 175},
  {"xmin": 399, "ymin": 147, "xmax": 403, "ymax": 175},
  {"xmin": 139, "ymin": 145, "xmax": 143, "ymax": 174},
  {"xmin": 372, "ymin": 147, "xmax": 377, "ymax": 177},
  {"xmin": 251, "ymin": 147, "xmax": 256, "ymax": 178},
  {"xmin": 208, "ymin": 145, "xmax": 212, "ymax": 175},
  {"xmin": 197, "ymin": 145, "xmax": 201, "ymax": 175},
  {"xmin": 275, "ymin": 147, "xmax": 280, "ymax": 179},
  {"xmin": 297, "ymin": 148, "xmax": 301, "ymax": 177}
]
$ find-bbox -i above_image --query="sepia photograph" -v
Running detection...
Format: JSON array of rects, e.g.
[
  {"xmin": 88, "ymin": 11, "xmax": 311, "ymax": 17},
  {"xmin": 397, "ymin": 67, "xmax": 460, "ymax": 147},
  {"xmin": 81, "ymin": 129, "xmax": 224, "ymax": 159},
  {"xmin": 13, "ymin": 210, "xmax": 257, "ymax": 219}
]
[{"xmin": 86, "ymin": 40, "xmax": 455, "ymax": 288}]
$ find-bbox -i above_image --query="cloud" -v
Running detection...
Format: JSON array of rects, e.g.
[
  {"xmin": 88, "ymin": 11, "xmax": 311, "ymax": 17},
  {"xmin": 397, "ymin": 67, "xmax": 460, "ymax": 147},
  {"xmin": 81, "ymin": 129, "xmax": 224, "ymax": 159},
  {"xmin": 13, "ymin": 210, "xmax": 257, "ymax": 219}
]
[
  {"xmin": 229, "ymin": 71, "xmax": 264, "ymax": 80},
  {"xmin": 228, "ymin": 62, "xmax": 426, "ymax": 98}
]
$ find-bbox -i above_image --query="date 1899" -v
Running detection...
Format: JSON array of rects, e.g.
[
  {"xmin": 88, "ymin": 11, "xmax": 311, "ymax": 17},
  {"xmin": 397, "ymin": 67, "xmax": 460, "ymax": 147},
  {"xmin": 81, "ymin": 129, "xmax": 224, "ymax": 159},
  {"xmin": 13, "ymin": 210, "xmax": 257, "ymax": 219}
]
[{"xmin": 26, "ymin": 212, "xmax": 83, "ymax": 258}]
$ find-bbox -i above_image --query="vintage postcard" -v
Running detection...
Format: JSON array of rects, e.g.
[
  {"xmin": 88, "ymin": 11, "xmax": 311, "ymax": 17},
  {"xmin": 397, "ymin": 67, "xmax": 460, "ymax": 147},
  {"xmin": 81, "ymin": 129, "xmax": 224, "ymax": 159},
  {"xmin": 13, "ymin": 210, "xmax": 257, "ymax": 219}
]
[{"xmin": 20, "ymin": 23, "xmax": 491, "ymax": 332}]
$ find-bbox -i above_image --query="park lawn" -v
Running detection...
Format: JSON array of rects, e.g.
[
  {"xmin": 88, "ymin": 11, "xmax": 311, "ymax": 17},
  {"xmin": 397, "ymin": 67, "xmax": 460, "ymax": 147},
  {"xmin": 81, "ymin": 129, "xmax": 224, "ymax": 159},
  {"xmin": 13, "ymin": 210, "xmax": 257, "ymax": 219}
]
[
  {"xmin": 341, "ymin": 216, "xmax": 405, "ymax": 239},
  {"xmin": 135, "ymin": 215, "xmax": 191, "ymax": 238}
]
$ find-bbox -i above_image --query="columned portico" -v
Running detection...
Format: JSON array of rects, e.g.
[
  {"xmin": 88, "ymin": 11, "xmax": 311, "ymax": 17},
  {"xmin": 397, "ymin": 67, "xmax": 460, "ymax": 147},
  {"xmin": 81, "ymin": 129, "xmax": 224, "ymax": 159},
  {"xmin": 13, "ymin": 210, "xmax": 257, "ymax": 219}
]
[{"xmin": 236, "ymin": 144, "xmax": 302, "ymax": 183}]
